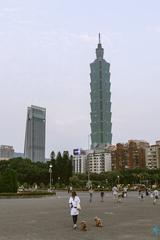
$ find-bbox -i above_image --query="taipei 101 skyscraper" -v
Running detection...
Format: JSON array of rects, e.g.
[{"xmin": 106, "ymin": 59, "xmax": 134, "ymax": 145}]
[{"xmin": 90, "ymin": 34, "xmax": 112, "ymax": 148}]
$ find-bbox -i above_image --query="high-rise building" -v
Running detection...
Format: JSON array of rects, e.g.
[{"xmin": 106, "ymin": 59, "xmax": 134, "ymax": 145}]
[
  {"xmin": 90, "ymin": 33, "xmax": 112, "ymax": 149},
  {"xmin": 24, "ymin": 105, "xmax": 46, "ymax": 162}
]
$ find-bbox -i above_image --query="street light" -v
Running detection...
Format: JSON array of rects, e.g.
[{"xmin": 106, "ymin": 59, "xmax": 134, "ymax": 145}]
[
  {"xmin": 86, "ymin": 171, "xmax": 92, "ymax": 189},
  {"xmin": 49, "ymin": 164, "xmax": 52, "ymax": 191},
  {"xmin": 58, "ymin": 177, "xmax": 60, "ymax": 186},
  {"xmin": 105, "ymin": 178, "xmax": 108, "ymax": 186},
  {"xmin": 117, "ymin": 175, "xmax": 120, "ymax": 185},
  {"xmin": 88, "ymin": 171, "xmax": 90, "ymax": 182}
]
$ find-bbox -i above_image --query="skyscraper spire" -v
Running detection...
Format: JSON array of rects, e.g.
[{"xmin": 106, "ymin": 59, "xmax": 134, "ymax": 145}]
[
  {"xmin": 99, "ymin": 33, "xmax": 101, "ymax": 44},
  {"xmin": 90, "ymin": 35, "xmax": 112, "ymax": 148},
  {"xmin": 96, "ymin": 32, "xmax": 104, "ymax": 59}
]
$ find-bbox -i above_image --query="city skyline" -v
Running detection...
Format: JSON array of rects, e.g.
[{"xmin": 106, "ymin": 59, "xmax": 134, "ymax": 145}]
[{"xmin": 0, "ymin": 1, "xmax": 160, "ymax": 156}]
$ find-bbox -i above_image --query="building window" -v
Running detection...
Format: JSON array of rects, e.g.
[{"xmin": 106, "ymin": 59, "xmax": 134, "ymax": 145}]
[
  {"xmin": 100, "ymin": 80, "xmax": 102, "ymax": 89},
  {"xmin": 99, "ymin": 61, "xmax": 102, "ymax": 69},
  {"xmin": 101, "ymin": 133, "xmax": 103, "ymax": 143},
  {"xmin": 100, "ymin": 112, "xmax": 103, "ymax": 121}
]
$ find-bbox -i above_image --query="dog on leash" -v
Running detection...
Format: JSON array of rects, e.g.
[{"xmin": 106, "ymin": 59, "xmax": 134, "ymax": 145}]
[
  {"xmin": 117, "ymin": 192, "xmax": 123, "ymax": 202},
  {"xmin": 80, "ymin": 221, "xmax": 87, "ymax": 231},
  {"xmin": 94, "ymin": 217, "xmax": 103, "ymax": 227}
]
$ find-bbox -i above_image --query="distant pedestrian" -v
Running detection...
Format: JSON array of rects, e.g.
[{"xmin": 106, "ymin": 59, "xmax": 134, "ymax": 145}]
[
  {"xmin": 145, "ymin": 188, "xmax": 149, "ymax": 196},
  {"xmin": 69, "ymin": 191, "xmax": 81, "ymax": 229},
  {"xmin": 153, "ymin": 189, "xmax": 159, "ymax": 205},
  {"xmin": 138, "ymin": 188, "xmax": 141, "ymax": 197},
  {"xmin": 100, "ymin": 187, "xmax": 104, "ymax": 202},
  {"xmin": 123, "ymin": 186, "xmax": 128, "ymax": 198},
  {"xmin": 140, "ymin": 191, "xmax": 144, "ymax": 200},
  {"xmin": 112, "ymin": 186, "xmax": 118, "ymax": 201},
  {"xmin": 89, "ymin": 187, "xmax": 93, "ymax": 203}
]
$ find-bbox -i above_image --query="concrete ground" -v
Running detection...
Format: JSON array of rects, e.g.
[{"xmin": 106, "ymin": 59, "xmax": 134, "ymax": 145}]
[{"xmin": 0, "ymin": 191, "xmax": 159, "ymax": 240}]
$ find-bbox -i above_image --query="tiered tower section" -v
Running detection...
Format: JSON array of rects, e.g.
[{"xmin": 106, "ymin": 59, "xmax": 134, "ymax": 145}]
[{"xmin": 90, "ymin": 34, "xmax": 112, "ymax": 148}]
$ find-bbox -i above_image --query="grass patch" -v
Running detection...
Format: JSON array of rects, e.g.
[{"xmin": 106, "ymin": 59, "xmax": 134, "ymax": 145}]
[{"xmin": 0, "ymin": 191, "xmax": 56, "ymax": 198}]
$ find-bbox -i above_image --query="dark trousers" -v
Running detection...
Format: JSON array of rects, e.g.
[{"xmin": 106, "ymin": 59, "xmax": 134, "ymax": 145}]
[
  {"xmin": 72, "ymin": 215, "xmax": 78, "ymax": 224},
  {"xmin": 89, "ymin": 193, "xmax": 92, "ymax": 202}
]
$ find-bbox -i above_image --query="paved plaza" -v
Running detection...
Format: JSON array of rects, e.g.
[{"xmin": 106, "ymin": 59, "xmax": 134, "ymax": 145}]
[{"xmin": 0, "ymin": 191, "xmax": 159, "ymax": 240}]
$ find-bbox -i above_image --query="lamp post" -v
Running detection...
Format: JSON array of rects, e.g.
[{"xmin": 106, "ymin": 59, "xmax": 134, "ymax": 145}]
[
  {"xmin": 58, "ymin": 177, "xmax": 60, "ymax": 186},
  {"xmin": 49, "ymin": 164, "xmax": 52, "ymax": 191},
  {"xmin": 86, "ymin": 171, "xmax": 92, "ymax": 189},
  {"xmin": 117, "ymin": 175, "xmax": 120, "ymax": 185},
  {"xmin": 88, "ymin": 171, "xmax": 90, "ymax": 182},
  {"xmin": 105, "ymin": 178, "xmax": 108, "ymax": 187}
]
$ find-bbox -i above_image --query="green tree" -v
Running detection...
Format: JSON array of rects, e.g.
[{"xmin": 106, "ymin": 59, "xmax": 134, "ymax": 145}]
[
  {"xmin": 0, "ymin": 169, "xmax": 18, "ymax": 193},
  {"xmin": 50, "ymin": 151, "xmax": 56, "ymax": 184},
  {"xmin": 55, "ymin": 152, "xmax": 63, "ymax": 183}
]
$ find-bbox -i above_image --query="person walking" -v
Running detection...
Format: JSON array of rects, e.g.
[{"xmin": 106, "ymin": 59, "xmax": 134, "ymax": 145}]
[
  {"xmin": 69, "ymin": 191, "xmax": 81, "ymax": 229},
  {"xmin": 145, "ymin": 188, "xmax": 149, "ymax": 196},
  {"xmin": 89, "ymin": 187, "xmax": 93, "ymax": 203},
  {"xmin": 112, "ymin": 185, "xmax": 118, "ymax": 201},
  {"xmin": 100, "ymin": 187, "xmax": 104, "ymax": 202},
  {"xmin": 153, "ymin": 189, "xmax": 159, "ymax": 205},
  {"xmin": 123, "ymin": 186, "xmax": 128, "ymax": 198}
]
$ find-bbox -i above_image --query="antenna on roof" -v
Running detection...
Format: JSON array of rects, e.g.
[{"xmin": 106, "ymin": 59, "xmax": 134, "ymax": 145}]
[{"xmin": 98, "ymin": 33, "xmax": 101, "ymax": 44}]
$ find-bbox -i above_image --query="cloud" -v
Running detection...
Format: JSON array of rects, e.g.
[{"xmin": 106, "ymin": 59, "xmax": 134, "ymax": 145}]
[
  {"xmin": 38, "ymin": 31, "xmax": 122, "ymax": 51},
  {"xmin": 146, "ymin": 25, "xmax": 160, "ymax": 33},
  {"xmin": 2, "ymin": 8, "xmax": 18, "ymax": 12},
  {"xmin": 0, "ymin": 7, "xmax": 20, "ymax": 14},
  {"xmin": 69, "ymin": 33, "xmax": 97, "ymax": 44},
  {"xmin": 17, "ymin": 20, "xmax": 33, "ymax": 25},
  {"xmin": 0, "ymin": 31, "xmax": 5, "ymax": 35},
  {"xmin": 54, "ymin": 115, "xmax": 88, "ymax": 127},
  {"xmin": 0, "ymin": 7, "xmax": 21, "ymax": 17}
]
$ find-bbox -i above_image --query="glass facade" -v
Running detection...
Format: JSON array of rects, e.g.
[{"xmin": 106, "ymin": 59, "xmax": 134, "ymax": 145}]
[
  {"xmin": 90, "ymin": 34, "xmax": 112, "ymax": 148},
  {"xmin": 24, "ymin": 105, "xmax": 46, "ymax": 162}
]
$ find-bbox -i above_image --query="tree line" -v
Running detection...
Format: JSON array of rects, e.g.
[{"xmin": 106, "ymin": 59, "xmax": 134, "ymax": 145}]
[
  {"xmin": 0, "ymin": 151, "xmax": 72, "ymax": 192},
  {"xmin": 0, "ymin": 151, "xmax": 160, "ymax": 192},
  {"xmin": 69, "ymin": 168, "xmax": 160, "ymax": 189}
]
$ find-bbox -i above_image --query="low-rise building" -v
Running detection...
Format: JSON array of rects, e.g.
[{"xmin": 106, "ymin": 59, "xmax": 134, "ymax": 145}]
[
  {"xmin": 146, "ymin": 141, "xmax": 160, "ymax": 169},
  {"xmin": 111, "ymin": 140, "xmax": 149, "ymax": 170},
  {"xmin": 0, "ymin": 145, "xmax": 14, "ymax": 160},
  {"xmin": 72, "ymin": 147, "xmax": 111, "ymax": 174},
  {"xmin": 87, "ymin": 149, "xmax": 111, "ymax": 173},
  {"xmin": 72, "ymin": 149, "xmax": 87, "ymax": 174}
]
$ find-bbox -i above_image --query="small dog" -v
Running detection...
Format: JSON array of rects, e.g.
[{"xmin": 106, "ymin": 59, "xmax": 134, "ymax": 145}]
[
  {"xmin": 117, "ymin": 193, "xmax": 122, "ymax": 202},
  {"xmin": 80, "ymin": 221, "xmax": 87, "ymax": 231},
  {"xmin": 94, "ymin": 217, "xmax": 103, "ymax": 227}
]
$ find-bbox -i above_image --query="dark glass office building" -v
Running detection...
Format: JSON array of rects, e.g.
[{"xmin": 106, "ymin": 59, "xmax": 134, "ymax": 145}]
[
  {"xmin": 90, "ymin": 34, "xmax": 112, "ymax": 148},
  {"xmin": 24, "ymin": 105, "xmax": 46, "ymax": 162}
]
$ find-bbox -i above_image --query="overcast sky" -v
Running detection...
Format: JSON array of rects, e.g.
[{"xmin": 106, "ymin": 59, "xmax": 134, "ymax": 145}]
[{"xmin": 0, "ymin": 0, "xmax": 160, "ymax": 157}]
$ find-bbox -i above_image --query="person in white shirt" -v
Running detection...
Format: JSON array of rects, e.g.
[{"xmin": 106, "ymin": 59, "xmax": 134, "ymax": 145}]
[
  {"xmin": 112, "ymin": 186, "xmax": 118, "ymax": 200},
  {"xmin": 69, "ymin": 191, "xmax": 80, "ymax": 229},
  {"xmin": 123, "ymin": 186, "xmax": 128, "ymax": 197},
  {"xmin": 153, "ymin": 189, "xmax": 159, "ymax": 204}
]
